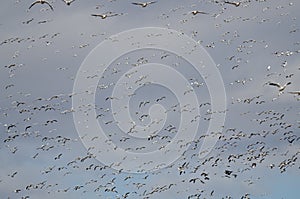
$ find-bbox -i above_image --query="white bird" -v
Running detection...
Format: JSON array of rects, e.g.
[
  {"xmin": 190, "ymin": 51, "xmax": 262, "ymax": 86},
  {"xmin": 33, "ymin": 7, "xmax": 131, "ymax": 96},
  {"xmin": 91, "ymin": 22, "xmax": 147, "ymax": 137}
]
[
  {"xmin": 62, "ymin": 0, "xmax": 75, "ymax": 6},
  {"xmin": 28, "ymin": 0, "xmax": 54, "ymax": 11},
  {"xmin": 268, "ymin": 82, "xmax": 291, "ymax": 92},
  {"xmin": 190, "ymin": 10, "xmax": 208, "ymax": 15},
  {"xmin": 224, "ymin": 1, "xmax": 241, "ymax": 7},
  {"xmin": 132, "ymin": 1, "xmax": 157, "ymax": 8},
  {"xmin": 91, "ymin": 13, "xmax": 119, "ymax": 19}
]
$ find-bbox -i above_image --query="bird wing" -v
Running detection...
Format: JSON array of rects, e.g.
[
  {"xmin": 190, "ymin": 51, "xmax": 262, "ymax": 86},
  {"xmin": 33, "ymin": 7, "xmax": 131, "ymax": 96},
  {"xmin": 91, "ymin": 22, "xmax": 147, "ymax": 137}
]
[
  {"xmin": 44, "ymin": 1, "xmax": 54, "ymax": 10},
  {"xmin": 197, "ymin": 11, "xmax": 208, "ymax": 14},
  {"xmin": 284, "ymin": 82, "xmax": 292, "ymax": 86},
  {"xmin": 107, "ymin": 13, "xmax": 119, "ymax": 17},
  {"xmin": 28, "ymin": 1, "xmax": 39, "ymax": 10},
  {"xmin": 192, "ymin": 10, "xmax": 208, "ymax": 15},
  {"xmin": 147, "ymin": 1, "xmax": 157, "ymax": 4},
  {"xmin": 132, "ymin": 2, "xmax": 143, "ymax": 6},
  {"xmin": 268, "ymin": 82, "xmax": 281, "ymax": 88},
  {"xmin": 288, "ymin": 91, "xmax": 300, "ymax": 95},
  {"xmin": 91, "ymin": 14, "xmax": 101, "ymax": 17}
]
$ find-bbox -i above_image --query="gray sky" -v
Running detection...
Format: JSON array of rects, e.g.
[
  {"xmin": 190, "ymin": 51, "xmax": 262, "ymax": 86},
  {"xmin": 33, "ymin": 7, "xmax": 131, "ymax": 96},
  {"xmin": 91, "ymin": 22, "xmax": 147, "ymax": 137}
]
[{"xmin": 0, "ymin": 0, "xmax": 299, "ymax": 198}]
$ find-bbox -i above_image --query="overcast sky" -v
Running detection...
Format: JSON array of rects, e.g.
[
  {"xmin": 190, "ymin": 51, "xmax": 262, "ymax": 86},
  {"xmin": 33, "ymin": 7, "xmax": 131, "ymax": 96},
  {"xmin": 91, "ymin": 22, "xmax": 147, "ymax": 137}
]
[{"xmin": 0, "ymin": 0, "xmax": 299, "ymax": 198}]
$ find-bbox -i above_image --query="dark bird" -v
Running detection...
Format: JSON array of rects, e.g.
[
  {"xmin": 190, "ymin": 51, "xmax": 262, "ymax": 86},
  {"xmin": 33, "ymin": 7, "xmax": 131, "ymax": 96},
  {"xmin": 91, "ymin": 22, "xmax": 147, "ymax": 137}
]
[
  {"xmin": 156, "ymin": 96, "xmax": 166, "ymax": 102},
  {"xmin": 178, "ymin": 162, "xmax": 189, "ymax": 175},
  {"xmin": 25, "ymin": 125, "xmax": 32, "ymax": 131},
  {"xmin": 28, "ymin": 0, "xmax": 54, "ymax": 11},
  {"xmin": 7, "ymin": 124, "xmax": 16, "ymax": 130},
  {"xmin": 5, "ymin": 84, "xmax": 14, "ymax": 89},
  {"xmin": 15, "ymin": 101, "xmax": 25, "ymax": 107},
  {"xmin": 189, "ymin": 178, "xmax": 204, "ymax": 183},
  {"xmin": 132, "ymin": 1, "xmax": 156, "ymax": 7},
  {"xmin": 225, "ymin": 170, "xmax": 233, "ymax": 175},
  {"xmin": 9, "ymin": 171, "xmax": 18, "ymax": 178},
  {"xmin": 123, "ymin": 192, "xmax": 130, "ymax": 198}
]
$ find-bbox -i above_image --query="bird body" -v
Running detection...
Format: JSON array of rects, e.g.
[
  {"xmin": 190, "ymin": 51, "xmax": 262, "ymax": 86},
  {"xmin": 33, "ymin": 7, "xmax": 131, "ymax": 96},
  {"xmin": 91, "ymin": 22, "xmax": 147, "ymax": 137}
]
[{"xmin": 62, "ymin": 0, "xmax": 75, "ymax": 5}]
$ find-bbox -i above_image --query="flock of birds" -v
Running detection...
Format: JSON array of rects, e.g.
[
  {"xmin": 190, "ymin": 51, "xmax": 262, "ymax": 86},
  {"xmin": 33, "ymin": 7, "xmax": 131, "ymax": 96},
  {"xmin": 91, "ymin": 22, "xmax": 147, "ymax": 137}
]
[
  {"xmin": 26, "ymin": 0, "xmax": 243, "ymax": 18},
  {"xmin": 28, "ymin": 0, "xmax": 75, "ymax": 10},
  {"xmin": 27, "ymin": 1, "xmax": 158, "ymax": 11},
  {"xmin": 1, "ymin": 0, "xmax": 299, "ymax": 198},
  {"xmin": 27, "ymin": 0, "xmax": 245, "ymax": 11}
]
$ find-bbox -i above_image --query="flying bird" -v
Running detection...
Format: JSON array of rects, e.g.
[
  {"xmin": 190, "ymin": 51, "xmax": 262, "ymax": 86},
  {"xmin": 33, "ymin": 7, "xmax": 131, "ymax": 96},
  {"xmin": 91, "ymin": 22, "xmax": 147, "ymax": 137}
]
[
  {"xmin": 224, "ymin": 1, "xmax": 241, "ymax": 7},
  {"xmin": 91, "ymin": 13, "xmax": 120, "ymax": 19},
  {"xmin": 190, "ymin": 10, "xmax": 209, "ymax": 15},
  {"xmin": 5, "ymin": 84, "xmax": 14, "ymax": 89},
  {"xmin": 62, "ymin": 0, "xmax": 75, "ymax": 5},
  {"xmin": 28, "ymin": 0, "xmax": 54, "ymax": 11},
  {"xmin": 132, "ymin": 1, "xmax": 157, "ymax": 7},
  {"xmin": 225, "ymin": 170, "xmax": 233, "ymax": 175},
  {"xmin": 268, "ymin": 82, "xmax": 291, "ymax": 92}
]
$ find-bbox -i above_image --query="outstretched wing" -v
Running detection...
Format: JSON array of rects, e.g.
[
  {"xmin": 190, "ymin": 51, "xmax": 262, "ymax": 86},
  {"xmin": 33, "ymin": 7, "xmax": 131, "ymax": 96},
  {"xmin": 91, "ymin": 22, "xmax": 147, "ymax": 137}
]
[
  {"xmin": 28, "ymin": 1, "xmax": 39, "ymax": 10},
  {"xmin": 44, "ymin": 1, "xmax": 54, "ymax": 11},
  {"xmin": 63, "ymin": 0, "xmax": 75, "ymax": 5},
  {"xmin": 132, "ymin": 2, "xmax": 143, "ymax": 6},
  {"xmin": 192, "ymin": 10, "xmax": 208, "ymax": 15},
  {"xmin": 284, "ymin": 82, "xmax": 292, "ymax": 86},
  {"xmin": 91, "ymin": 14, "xmax": 108, "ymax": 19},
  {"xmin": 107, "ymin": 13, "xmax": 119, "ymax": 17},
  {"xmin": 147, "ymin": 1, "xmax": 157, "ymax": 5},
  {"xmin": 288, "ymin": 91, "xmax": 300, "ymax": 95},
  {"xmin": 198, "ymin": 11, "xmax": 208, "ymax": 14},
  {"xmin": 268, "ymin": 82, "xmax": 281, "ymax": 88}
]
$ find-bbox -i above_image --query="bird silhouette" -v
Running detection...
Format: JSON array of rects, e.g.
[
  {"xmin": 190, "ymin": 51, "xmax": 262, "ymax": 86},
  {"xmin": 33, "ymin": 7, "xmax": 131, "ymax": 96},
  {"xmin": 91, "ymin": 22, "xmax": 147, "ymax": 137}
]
[
  {"xmin": 91, "ymin": 13, "xmax": 120, "ymax": 19},
  {"xmin": 132, "ymin": 1, "xmax": 157, "ymax": 7},
  {"xmin": 268, "ymin": 81, "xmax": 291, "ymax": 92},
  {"xmin": 62, "ymin": 0, "xmax": 75, "ymax": 5},
  {"xmin": 224, "ymin": 1, "xmax": 241, "ymax": 7},
  {"xmin": 288, "ymin": 91, "xmax": 300, "ymax": 95},
  {"xmin": 28, "ymin": 0, "xmax": 54, "ymax": 11},
  {"xmin": 190, "ymin": 10, "xmax": 209, "ymax": 15}
]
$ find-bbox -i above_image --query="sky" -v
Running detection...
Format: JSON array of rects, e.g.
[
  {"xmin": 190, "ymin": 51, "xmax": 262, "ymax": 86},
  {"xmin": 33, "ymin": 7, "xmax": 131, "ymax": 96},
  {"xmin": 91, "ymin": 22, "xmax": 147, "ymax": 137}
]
[{"xmin": 0, "ymin": 0, "xmax": 299, "ymax": 198}]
